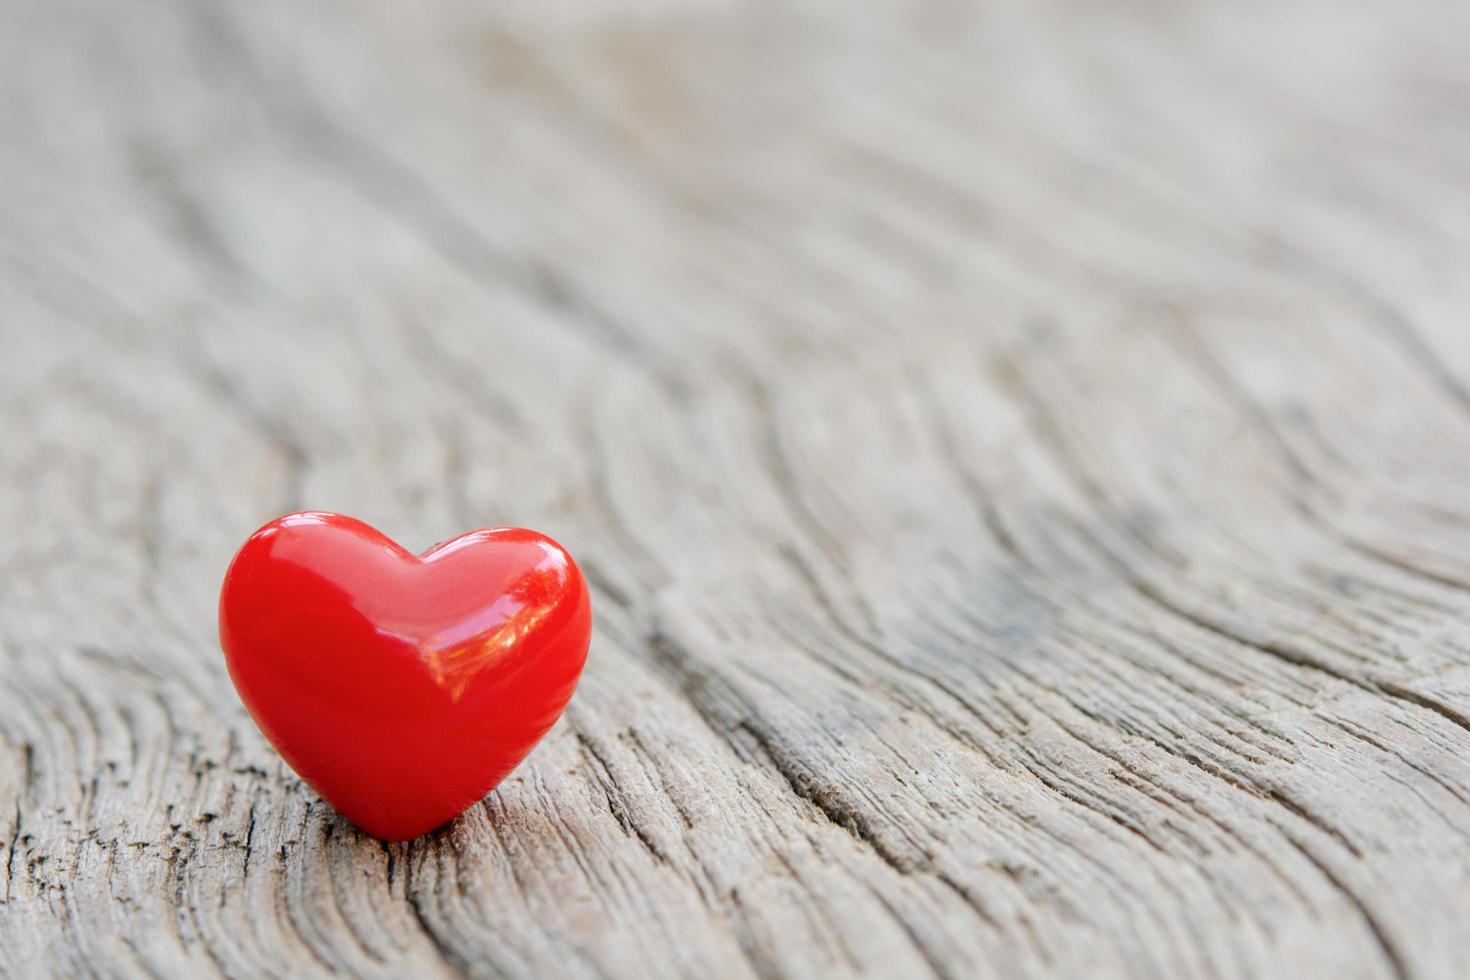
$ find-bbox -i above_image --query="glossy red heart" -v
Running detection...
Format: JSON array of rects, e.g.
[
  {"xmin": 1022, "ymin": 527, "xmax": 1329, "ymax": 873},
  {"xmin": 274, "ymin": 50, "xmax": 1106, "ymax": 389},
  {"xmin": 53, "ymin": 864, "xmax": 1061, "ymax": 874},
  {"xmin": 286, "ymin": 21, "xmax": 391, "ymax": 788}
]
[{"xmin": 218, "ymin": 512, "xmax": 592, "ymax": 841}]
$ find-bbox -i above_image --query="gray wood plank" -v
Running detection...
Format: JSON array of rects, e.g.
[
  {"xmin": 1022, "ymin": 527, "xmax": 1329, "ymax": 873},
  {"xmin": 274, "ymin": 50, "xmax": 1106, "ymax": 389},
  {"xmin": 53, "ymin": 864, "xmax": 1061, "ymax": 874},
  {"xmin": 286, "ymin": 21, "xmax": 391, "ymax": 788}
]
[{"xmin": 3, "ymin": 0, "xmax": 1470, "ymax": 976}]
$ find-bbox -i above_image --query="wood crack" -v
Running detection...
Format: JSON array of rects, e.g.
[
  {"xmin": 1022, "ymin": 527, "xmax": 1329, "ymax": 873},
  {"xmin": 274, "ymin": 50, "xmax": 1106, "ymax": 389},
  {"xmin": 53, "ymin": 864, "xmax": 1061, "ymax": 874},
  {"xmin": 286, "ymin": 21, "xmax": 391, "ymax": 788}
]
[
  {"xmin": 572, "ymin": 726, "xmax": 675, "ymax": 870},
  {"xmin": 1277, "ymin": 833, "xmax": 1411, "ymax": 980},
  {"xmin": 403, "ymin": 851, "xmax": 473, "ymax": 979}
]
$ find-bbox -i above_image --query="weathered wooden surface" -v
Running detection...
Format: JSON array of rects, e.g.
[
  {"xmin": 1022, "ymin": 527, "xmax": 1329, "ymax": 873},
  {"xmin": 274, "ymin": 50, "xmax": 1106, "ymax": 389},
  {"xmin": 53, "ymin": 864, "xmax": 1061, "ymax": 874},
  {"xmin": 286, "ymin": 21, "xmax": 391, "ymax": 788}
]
[{"xmin": 5, "ymin": 0, "xmax": 1470, "ymax": 976}]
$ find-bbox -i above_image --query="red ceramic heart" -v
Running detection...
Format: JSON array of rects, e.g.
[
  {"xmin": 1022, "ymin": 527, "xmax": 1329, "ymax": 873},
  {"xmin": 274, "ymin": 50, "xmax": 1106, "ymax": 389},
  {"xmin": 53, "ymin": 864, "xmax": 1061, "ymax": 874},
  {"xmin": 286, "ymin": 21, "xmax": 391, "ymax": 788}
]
[{"xmin": 218, "ymin": 512, "xmax": 592, "ymax": 841}]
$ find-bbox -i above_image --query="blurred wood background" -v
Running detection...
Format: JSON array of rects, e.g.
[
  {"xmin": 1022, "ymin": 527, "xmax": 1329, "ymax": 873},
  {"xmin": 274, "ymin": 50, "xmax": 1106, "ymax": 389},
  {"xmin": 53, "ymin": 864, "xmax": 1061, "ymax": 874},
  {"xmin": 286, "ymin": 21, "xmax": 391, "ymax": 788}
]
[{"xmin": 4, "ymin": 1, "xmax": 1470, "ymax": 977}]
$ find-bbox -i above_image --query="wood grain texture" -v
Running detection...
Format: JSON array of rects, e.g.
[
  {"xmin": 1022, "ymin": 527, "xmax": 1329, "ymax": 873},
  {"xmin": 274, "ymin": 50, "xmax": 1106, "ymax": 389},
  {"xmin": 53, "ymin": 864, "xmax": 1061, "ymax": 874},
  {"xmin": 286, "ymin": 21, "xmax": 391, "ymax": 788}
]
[{"xmin": 4, "ymin": 0, "xmax": 1470, "ymax": 976}]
